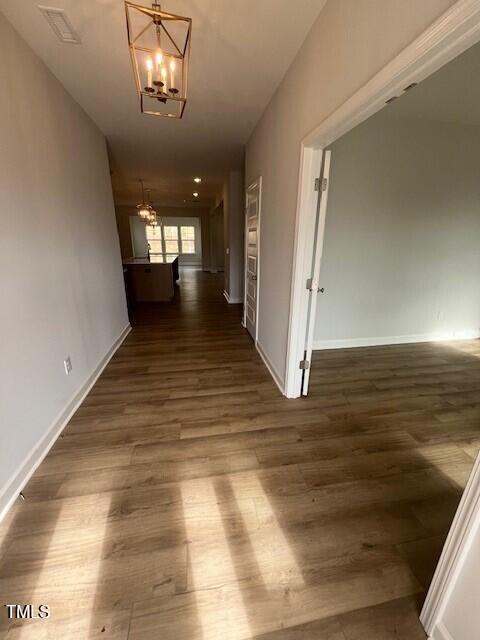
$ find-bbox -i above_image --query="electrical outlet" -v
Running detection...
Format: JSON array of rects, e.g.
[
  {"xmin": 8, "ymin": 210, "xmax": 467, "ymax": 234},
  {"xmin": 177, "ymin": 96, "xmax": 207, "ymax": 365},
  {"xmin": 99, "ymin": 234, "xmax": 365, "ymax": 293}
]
[{"xmin": 64, "ymin": 356, "xmax": 72, "ymax": 375}]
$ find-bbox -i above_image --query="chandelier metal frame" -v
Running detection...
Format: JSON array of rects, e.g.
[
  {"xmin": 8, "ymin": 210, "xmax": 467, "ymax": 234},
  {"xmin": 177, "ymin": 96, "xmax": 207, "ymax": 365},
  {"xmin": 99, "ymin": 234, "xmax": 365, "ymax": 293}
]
[{"xmin": 125, "ymin": 1, "xmax": 192, "ymax": 119}]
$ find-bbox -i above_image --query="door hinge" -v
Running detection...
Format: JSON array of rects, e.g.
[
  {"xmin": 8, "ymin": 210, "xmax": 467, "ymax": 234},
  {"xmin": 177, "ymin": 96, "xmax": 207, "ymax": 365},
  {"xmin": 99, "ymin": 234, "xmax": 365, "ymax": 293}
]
[
  {"xmin": 299, "ymin": 359, "xmax": 310, "ymax": 370},
  {"xmin": 314, "ymin": 177, "xmax": 328, "ymax": 192}
]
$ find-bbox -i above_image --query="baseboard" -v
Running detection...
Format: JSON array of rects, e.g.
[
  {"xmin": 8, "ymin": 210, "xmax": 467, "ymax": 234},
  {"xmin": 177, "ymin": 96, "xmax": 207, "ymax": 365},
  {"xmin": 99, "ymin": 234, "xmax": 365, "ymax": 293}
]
[
  {"xmin": 430, "ymin": 622, "xmax": 454, "ymax": 640},
  {"xmin": 223, "ymin": 290, "xmax": 243, "ymax": 304},
  {"xmin": 0, "ymin": 323, "xmax": 132, "ymax": 522},
  {"xmin": 256, "ymin": 340, "xmax": 285, "ymax": 396},
  {"xmin": 313, "ymin": 330, "xmax": 480, "ymax": 351}
]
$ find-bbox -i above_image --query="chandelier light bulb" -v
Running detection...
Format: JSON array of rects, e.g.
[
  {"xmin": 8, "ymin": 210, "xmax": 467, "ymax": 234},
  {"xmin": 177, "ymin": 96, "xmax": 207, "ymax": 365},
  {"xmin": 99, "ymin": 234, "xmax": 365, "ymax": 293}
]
[
  {"xmin": 169, "ymin": 58, "xmax": 176, "ymax": 91},
  {"xmin": 194, "ymin": 177, "xmax": 201, "ymax": 183},
  {"xmin": 155, "ymin": 51, "xmax": 163, "ymax": 84},
  {"xmin": 145, "ymin": 57, "xmax": 153, "ymax": 90},
  {"xmin": 193, "ymin": 192, "xmax": 199, "ymax": 198}
]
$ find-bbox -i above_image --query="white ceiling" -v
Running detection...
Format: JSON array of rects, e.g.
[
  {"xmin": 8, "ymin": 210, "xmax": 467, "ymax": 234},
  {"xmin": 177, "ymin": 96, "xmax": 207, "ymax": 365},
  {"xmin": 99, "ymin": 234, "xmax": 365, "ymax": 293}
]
[
  {"xmin": 0, "ymin": 0, "xmax": 327, "ymax": 206},
  {"xmin": 384, "ymin": 39, "xmax": 480, "ymax": 126}
]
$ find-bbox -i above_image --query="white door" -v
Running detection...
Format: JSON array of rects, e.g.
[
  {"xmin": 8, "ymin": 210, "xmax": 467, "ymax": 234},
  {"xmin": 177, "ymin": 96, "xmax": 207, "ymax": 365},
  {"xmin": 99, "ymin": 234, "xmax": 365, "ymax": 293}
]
[
  {"xmin": 301, "ymin": 150, "xmax": 332, "ymax": 395},
  {"xmin": 244, "ymin": 178, "xmax": 261, "ymax": 341}
]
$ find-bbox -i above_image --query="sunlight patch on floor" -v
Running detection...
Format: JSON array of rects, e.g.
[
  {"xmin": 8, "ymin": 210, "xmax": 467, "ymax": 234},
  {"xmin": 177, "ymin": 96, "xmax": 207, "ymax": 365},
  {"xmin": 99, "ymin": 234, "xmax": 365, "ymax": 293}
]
[
  {"xmin": 181, "ymin": 478, "xmax": 251, "ymax": 640},
  {"xmin": 230, "ymin": 474, "xmax": 305, "ymax": 589},
  {"xmin": 13, "ymin": 494, "xmax": 113, "ymax": 640}
]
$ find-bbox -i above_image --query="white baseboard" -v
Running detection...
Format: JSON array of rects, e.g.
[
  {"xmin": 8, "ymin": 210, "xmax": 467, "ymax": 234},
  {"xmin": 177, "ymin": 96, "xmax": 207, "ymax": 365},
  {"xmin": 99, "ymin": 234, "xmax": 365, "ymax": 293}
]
[
  {"xmin": 313, "ymin": 330, "xmax": 480, "ymax": 351},
  {"xmin": 430, "ymin": 622, "xmax": 454, "ymax": 640},
  {"xmin": 256, "ymin": 340, "xmax": 285, "ymax": 395},
  {"xmin": 223, "ymin": 290, "xmax": 243, "ymax": 304},
  {"xmin": 0, "ymin": 323, "xmax": 131, "ymax": 522}
]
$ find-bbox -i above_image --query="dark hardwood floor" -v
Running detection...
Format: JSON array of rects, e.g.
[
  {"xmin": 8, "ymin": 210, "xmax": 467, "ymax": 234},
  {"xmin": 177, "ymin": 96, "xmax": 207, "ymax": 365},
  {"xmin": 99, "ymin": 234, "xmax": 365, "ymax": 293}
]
[{"xmin": 1, "ymin": 268, "xmax": 478, "ymax": 639}]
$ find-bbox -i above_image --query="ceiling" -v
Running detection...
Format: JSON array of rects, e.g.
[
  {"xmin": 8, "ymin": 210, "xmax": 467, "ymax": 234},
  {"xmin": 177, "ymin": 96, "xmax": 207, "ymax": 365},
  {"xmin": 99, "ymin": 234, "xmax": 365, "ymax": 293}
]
[
  {"xmin": 0, "ymin": 0, "xmax": 327, "ymax": 206},
  {"xmin": 384, "ymin": 39, "xmax": 480, "ymax": 126}
]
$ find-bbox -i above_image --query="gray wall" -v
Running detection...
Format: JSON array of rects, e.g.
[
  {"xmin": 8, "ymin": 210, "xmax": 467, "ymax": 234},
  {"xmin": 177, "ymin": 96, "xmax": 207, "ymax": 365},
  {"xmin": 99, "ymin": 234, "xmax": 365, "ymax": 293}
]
[
  {"xmin": 245, "ymin": 0, "xmax": 456, "ymax": 383},
  {"xmin": 223, "ymin": 171, "xmax": 245, "ymax": 301},
  {"xmin": 209, "ymin": 202, "xmax": 225, "ymax": 272},
  {"xmin": 0, "ymin": 13, "xmax": 128, "ymax": 515},
  {"xmin": 314, "ymin": 114, "xmax": 480, "ymax": 346},
  {"xmin": 130, "ymin": 215, "xmax": 149, "ymax": 258}
]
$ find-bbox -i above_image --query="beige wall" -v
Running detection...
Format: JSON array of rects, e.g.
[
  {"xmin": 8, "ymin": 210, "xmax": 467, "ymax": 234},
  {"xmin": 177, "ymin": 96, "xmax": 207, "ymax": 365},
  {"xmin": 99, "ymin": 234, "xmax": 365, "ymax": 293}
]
[
  {"xmin": 0, "ymin": 13, "xmax": 128, "ymax": 515},
  {"xmin": 245, "ymin": 0, "xmax": 456, "ymax": 382}
]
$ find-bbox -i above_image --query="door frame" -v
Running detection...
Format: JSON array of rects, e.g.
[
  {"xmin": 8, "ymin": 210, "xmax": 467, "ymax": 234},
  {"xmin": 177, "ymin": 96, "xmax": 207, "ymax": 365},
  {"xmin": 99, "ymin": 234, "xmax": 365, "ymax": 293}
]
[
  {"xmin": 284, "ymin": 0, "xmax": 480, "ymax": 400},
  {"xmin": 421, "ymin": 451, "xmax": 480, "ymax": 638},
  {"xmin": 243, "ymin": 176, "xmax": 262, "ymax": 344}
]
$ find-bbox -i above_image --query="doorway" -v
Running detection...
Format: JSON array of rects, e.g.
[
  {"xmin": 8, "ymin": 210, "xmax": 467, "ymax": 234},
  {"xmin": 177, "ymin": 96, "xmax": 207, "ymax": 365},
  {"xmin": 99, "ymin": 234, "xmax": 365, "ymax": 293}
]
[{"xmin": 285, "ymin": 7, "xmax": 480, "ymax": 400}]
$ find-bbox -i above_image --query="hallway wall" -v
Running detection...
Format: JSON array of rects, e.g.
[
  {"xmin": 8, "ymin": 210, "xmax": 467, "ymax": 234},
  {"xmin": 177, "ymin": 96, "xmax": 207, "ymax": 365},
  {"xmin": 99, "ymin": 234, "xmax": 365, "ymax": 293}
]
[
  {"xmin": 245, "ymin": 0, "xmax": 456, "ymax": 385},
  {"xmin": 0, "ymin": 13, "xmax": 128, "ymax": 517},
  {"xmin": 209, "ymin": 202, "xmax": 225, "ymax": 273},
  {"xmin": 223, "ymin": 171, "xmax": 245, "ymax": 302}
]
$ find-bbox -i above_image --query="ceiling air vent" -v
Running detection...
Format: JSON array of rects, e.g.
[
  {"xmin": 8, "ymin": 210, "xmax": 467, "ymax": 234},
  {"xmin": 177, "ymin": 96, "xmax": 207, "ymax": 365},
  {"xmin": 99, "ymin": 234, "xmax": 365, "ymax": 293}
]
[{"xmin": 38, "ymin": 5, "xmax": 81, "ymax": 44}]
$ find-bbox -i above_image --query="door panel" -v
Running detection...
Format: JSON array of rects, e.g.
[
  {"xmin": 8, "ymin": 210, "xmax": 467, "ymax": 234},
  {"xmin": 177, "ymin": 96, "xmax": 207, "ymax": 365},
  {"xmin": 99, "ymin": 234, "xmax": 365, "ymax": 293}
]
[
  {"xmin": 301, "ymin": 150, "xmax": 332, "ymax": 395},
  {"xmin": 244, "ymin": 179, "xmax": 261, "ymax": 340}
]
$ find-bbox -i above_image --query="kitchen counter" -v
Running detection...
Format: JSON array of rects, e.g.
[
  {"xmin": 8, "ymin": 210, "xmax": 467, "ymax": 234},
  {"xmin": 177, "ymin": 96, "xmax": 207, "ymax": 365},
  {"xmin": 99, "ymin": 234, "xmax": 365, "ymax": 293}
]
[{"xmin": 123, "ymin": 256, "xmax": 179, "ymax": 302}]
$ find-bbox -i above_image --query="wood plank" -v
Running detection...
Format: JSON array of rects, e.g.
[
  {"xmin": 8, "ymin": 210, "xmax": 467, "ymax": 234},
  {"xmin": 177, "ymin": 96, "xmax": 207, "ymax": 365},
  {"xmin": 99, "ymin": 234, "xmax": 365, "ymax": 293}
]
[{"xmin": 2, "ymin": 270, "xmax": 479, "ymax": 638}]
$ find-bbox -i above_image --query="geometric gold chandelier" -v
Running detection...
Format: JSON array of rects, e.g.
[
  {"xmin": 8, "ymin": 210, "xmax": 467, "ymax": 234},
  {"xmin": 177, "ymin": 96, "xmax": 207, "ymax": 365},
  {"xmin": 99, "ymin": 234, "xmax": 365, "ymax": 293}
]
[
  {"xmin": 136, "ymin": 180, "xmax": 158, "ymax": 229},
  {"xmin": 136, "ymin": 180, "xmax": 153, "ymax": 219},
  {"xmin": 125, "ymin": 2, "xmax": 192, "ymax": 119}
]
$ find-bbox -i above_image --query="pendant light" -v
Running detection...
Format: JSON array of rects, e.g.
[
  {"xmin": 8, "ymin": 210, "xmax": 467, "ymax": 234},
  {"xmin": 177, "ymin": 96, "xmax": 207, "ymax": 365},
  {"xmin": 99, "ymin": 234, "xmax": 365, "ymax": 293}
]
[
  {"xmin": 136, "ymin": 180, "xmax": 153, "ymax": 220},
  {"xmin": 125, "ymin": 2, "xmax": 192, "ymax": 119}
]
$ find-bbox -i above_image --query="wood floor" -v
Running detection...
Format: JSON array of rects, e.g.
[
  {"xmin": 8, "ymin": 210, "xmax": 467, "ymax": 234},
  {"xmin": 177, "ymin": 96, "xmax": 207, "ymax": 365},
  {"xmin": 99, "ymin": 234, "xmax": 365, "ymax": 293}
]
[{"xmin": 1, "ymin": 268, "xmax": 479, "ymax": 639}]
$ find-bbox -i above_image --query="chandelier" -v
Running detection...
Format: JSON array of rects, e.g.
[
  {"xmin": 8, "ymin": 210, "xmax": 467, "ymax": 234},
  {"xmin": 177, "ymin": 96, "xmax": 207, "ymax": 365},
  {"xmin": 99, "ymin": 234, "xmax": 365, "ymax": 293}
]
[
  {"xmin": 125, "ymin": 2, "xmax": 192, "ymax": 119},
  {"xmin": 136, "ymin": 180, "xmax": 153, "ymax": 219},
  {"xmin": 148, "ymin": 207, "xmax": 159, "ymax": 227}
]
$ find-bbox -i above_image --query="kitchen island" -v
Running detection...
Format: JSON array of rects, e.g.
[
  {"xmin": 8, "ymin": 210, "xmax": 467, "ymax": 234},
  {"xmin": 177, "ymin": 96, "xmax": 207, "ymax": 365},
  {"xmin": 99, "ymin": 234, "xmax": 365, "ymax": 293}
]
[{"xmin": 123, "ymin": 256, "xmax": 179, "ymax": 302}]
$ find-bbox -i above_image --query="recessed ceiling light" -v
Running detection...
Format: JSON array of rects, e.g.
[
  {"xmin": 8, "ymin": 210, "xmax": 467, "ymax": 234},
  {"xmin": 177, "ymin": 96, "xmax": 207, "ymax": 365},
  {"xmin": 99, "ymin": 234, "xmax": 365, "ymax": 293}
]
[
  {"xmin": 193, "ymin": 192, "xmax": 199, "ymax": 197},
  {"xmin": 193, "ymin": 177, "xmax": 201, "ymax": 183}
]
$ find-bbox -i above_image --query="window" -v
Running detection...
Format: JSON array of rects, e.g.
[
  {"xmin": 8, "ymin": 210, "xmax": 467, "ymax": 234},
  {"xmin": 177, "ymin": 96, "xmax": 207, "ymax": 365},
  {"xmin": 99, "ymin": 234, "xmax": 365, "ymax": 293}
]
[
  {"xmin": 181, "ymin": 226, "xmax": 195, "ymax": 254},
  {"xmin": 163, "ymin": 226, "xmax": 179, "ymax": 254},
  {"xmin": 146, "ymin": 223, "xmax": 197, "ymax": 260}
]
